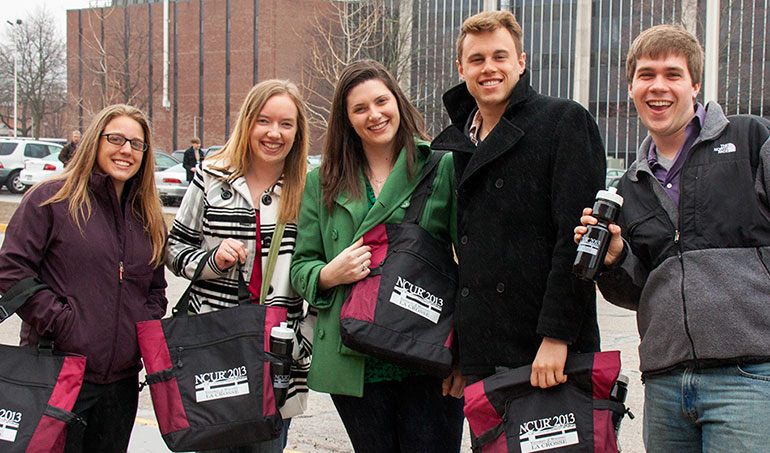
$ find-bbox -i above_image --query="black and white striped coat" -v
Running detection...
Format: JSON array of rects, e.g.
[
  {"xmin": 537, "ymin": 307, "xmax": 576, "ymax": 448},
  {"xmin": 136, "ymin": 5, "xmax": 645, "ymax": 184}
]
[{"xmin": 166, "ymin": 159, "xmax": 314, "ymax": 418}]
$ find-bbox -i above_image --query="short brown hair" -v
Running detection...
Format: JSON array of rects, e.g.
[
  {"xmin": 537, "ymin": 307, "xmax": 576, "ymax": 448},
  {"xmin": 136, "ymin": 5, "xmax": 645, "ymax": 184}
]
[
  {"xmin": 190, "ymin": 137, "xmax": 200, "ymax": 144},
  {"xmin": 626, "ymin": 24, "xmax": 704, "ymax": 86},
  {"xmin": 457, "ymin": 10, "xmax": 524, "ymax": 62}
]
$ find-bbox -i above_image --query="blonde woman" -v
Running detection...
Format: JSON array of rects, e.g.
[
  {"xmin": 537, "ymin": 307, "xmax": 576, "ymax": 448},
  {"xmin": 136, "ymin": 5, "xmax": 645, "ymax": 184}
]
[
  {"xmin": 0, "ymin": 104, "xmax": 167, "ymax": 452},
  {"xmin": 167, "ymin": 80, "xmax": 314, "ymax": 453}
]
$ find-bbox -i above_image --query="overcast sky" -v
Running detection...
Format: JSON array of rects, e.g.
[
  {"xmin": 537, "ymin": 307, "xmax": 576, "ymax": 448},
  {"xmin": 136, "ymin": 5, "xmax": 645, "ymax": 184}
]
[{"xmin": 1, "ymin": 0, "xmax": 92, "ymax": 42}]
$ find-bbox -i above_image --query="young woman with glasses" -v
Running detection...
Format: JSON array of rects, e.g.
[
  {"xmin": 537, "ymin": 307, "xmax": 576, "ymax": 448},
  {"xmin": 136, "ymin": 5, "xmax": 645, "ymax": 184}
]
[
  {"xmin": 166, "ymin": 80, "xmax": 314, "ymax": 452},
  {"xmin": 0, "ymin": 104, "xmax": 167, "ymax": 452}
]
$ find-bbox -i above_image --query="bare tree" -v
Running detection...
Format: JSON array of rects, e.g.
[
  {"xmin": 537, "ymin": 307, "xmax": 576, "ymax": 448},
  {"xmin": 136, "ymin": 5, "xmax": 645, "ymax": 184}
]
[
  {"xmin": 302, "ymin": 0, "xmax": 416, "ymax": 131},
  {"xmin": 0, "ymin": 8, "xmax": 67, "ymax": 138},
  {"xmin": 78, "ymin": 7, "xmax": 158, "ymax": 115}
]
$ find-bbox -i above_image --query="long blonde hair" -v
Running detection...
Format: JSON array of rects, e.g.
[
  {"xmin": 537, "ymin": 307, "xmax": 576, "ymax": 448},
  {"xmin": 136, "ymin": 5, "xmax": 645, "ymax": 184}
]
[
  {"xmin": 208, "ymin": 80, "xmax": 308, "ymax": 223},
  {"xmin": 38, "ymin": 104, "xmax": 166, "ymax": 267}
]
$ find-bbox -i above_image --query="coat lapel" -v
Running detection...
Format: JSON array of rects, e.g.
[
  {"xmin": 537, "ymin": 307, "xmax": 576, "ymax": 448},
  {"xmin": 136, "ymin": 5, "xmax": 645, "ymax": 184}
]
[{"xmin": 459, "ymin": 117, "xmax": 524, "ymax": 187}]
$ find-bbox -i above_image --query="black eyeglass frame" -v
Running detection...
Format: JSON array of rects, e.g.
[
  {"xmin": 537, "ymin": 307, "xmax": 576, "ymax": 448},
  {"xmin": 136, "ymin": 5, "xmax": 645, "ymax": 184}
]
[{"xmin": 100, "ymin": 133, "xmax": 149, "ymax": 152}]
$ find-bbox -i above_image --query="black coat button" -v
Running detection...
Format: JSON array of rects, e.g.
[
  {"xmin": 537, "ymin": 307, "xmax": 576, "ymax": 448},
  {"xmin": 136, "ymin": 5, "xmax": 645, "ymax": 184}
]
[
  {"xmin": 461, "ymin": 288, "xmax": 469, "ymax": 297},
  {"xmin": 460, "ymin": 235, "xmax": 468, "ymax": 245},
  {"xmin": 495, "ymin": 179, "xmax": 504, "ymax": 189},
  {"xmin": 261, "ymin": 194, "xmax": 272, "ymax": 205},
  {"xmin": 496, "ymin": 283, "xmax": 505, "ymax": 293}
]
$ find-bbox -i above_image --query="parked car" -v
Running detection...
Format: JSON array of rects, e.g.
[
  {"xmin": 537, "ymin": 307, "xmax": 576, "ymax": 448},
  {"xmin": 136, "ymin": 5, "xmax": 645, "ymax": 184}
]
[
  {"xmin": 606, "ymin": 168, "xmax": 625, "ymax": 187},
  {"xmin": 170, "ymin": 145, "xmax": 218, "ymax": 163},
  {"xmin": 20, "ymin": 151, "xmax": 64, "ymax": 188},
  {"xmin": 154, "ymin": 151, "xmax": 180, "ymax": 172},
  {"xmin": 19, "ymin": 149, "xmax": 180, "ymax": 191},
  {"xmin": 0, "ymin": 138, "xmax": 62, "ymax": 193},
  {"xmin": 155, "ymin": 163, "xmax": 188, "ymax": 206}
]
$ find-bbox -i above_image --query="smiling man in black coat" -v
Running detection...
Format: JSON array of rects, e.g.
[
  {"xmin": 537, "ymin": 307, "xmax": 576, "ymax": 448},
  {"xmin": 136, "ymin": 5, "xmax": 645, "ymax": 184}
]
[{"xmin": 431, "ymin": 10, "xmax": 606, "ymax": 390}]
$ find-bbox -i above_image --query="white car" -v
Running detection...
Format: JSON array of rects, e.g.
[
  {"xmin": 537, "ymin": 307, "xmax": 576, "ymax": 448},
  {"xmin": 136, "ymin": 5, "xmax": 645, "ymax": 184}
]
[
  {"xmin": 155, "ymin": 163, "xmax": 189, "ymax": 206},
  {"xmin": 0, "ymin": 139, "xmax": 62, "ymax": 193},
  {"xmin": 21, "ymin": 150, "xmax": 181, "ymax": 192},
  {"xmin": 20, "ymin": 152, "xmax": 64, "ymax": 188}
]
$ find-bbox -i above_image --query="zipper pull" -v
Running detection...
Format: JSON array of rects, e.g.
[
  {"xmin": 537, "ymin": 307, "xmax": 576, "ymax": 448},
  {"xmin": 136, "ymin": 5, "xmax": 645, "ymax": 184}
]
[
  {"xmin": 674, "ymin": 230, "xmax": 680, "ymax": 244},
  {"xmin": 119, "ymin": 261, "xmax": 124, "ymax": 282}
]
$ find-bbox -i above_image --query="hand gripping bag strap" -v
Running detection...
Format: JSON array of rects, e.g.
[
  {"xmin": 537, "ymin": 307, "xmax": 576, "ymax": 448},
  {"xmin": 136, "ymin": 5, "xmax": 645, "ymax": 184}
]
[
  {"xmin": 402, "ymin": 151, "xmax": 446, "ymax": 224},
  {"xmin": 259, "ymin": 222, "xmax": 286, "ymax": 305},
  {"xmin": 0, "ymin": 277, "xmax": 49, "ymax": 322}
]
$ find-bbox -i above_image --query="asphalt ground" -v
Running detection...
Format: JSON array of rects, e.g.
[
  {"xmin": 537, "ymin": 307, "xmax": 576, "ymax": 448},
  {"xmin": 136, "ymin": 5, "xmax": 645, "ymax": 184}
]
[{"xmin": 0, "ymin": 193, "xmax": 646, "ymax": 452}]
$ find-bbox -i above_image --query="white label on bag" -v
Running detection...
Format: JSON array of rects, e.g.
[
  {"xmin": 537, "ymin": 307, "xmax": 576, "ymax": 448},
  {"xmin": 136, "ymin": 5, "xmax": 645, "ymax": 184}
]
[
  {"xmin": 389, "ymin": 276, "xmax": 443, "ymax": 324},
  {"xmin": 0, "ymin": 408, "xmax": 21, "ymax": 443},
  {"xmin": 194, "ymin": 365, "xmax": 250, "ymax": 402},
  {"xmin": 519, "ymin": 412, "xmax": 578, "ymax": 452}
]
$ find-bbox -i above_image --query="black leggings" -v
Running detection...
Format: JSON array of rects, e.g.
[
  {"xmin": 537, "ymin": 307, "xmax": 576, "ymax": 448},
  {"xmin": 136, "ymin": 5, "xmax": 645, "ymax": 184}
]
[{"xmin": 64, "ymin": 375, "xmax": 139, "ymax": 453}]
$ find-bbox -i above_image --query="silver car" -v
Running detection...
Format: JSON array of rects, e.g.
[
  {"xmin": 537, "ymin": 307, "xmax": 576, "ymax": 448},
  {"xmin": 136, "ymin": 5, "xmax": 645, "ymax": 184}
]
[{"xmin": 155, "ymin": 163, "xmax": 188, "ymax": 206}]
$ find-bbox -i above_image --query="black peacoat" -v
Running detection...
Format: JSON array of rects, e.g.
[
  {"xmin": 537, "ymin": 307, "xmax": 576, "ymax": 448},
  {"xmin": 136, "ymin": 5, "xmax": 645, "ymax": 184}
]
[{"xmin": 431, "ymin": 71, "xmax": 606, "ymax": 376}]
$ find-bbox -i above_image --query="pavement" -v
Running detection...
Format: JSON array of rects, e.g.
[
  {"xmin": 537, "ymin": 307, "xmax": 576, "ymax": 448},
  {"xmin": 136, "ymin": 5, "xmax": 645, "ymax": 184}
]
[{"xmin": 0, "ymin": 191, "xmax": 646, "ymax": 452}]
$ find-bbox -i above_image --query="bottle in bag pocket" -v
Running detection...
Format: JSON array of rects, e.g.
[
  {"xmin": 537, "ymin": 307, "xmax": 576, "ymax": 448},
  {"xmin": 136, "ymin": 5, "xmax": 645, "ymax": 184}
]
[
  {"xmin": 610, "ymin": 373, "xmax": 630, "ymax": 443},
  {"xmin": 270, "ymin": 322, "xmax": 293, "ymax": 408},
  {"xmin": 573, "ymin": 187, "xmax": 624, "ymax": 281}
]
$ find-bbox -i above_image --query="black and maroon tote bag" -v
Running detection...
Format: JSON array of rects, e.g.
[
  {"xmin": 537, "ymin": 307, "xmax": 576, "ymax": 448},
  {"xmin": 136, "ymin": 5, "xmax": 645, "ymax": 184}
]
[
  {"xmin": 464, "ymin": 351, "xmax": 629, "ymax": 453},
  {"xmin": 339, "ymin": 151, "xmax": 456, "ymax": 377},
  {"xmin": 0, "ymin": 278, "xmax": 86, "ymax": 453},
  {"xmin": 136, "ymin": 250, "xmax": 284, "ymax": 451}
]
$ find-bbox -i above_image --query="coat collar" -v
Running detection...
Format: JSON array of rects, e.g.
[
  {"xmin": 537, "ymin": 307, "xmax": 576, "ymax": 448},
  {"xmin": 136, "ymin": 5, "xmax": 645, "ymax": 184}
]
[
  {"xmin": 202, "ymin": 158, "xmax": 283, "ymax": 209},
  {"xmin": 433, "ymin": 71, "xmax": 535, "ymax": 187},
  {"xmin": 334, "ymin": 140, "xmax": 433, "ymax": 240}
]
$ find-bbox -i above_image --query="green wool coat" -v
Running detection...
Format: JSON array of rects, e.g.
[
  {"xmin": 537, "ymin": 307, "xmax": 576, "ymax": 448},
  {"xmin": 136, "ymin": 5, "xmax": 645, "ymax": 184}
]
[{"xmin": 290, "ymin": 141, "xmax": 456, "ymax": 397}]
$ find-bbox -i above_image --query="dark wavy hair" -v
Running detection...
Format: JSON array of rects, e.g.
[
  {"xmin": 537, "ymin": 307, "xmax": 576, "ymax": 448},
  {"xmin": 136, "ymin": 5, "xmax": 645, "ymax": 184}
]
[{"xmin": 320, "ymin": 59, "xmax": 429, "ymax": 210}]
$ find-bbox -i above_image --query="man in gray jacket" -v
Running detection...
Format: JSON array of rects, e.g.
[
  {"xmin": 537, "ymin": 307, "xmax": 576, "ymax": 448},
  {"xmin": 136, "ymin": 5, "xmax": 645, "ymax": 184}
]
[{"xmin": 575, "ymin": 24, "xmax": 770, "ymax": 451}]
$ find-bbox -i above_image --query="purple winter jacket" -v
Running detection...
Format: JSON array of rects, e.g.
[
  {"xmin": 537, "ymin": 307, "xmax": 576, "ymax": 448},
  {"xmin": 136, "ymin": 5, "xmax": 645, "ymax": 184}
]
[{"xmin": 0, "ymin": 173, "xmax": 167, "ymax": 384}]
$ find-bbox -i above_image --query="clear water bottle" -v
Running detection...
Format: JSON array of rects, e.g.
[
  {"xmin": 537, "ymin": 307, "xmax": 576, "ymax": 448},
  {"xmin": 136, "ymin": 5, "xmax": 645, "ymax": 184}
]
[
  {"xmin": 270, "ymin": 322, "xmax": 293, "ymax": 408},
  {"xmin": 573, "ymin": 187, "xmax": 624, "ymax": 281}
]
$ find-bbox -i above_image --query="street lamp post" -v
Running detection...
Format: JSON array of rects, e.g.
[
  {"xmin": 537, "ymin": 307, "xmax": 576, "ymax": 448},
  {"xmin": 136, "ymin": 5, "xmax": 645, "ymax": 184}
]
[{"xmin": 6, "ymin": 19, "xmax": 22, "ymax": 138}]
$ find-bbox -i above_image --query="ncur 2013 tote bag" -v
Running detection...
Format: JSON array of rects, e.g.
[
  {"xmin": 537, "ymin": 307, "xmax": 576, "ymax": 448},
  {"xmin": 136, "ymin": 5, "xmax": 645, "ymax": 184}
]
[
  {"xmin": 339, "ymin": 152, "xmax": 457, "ymax": 377},
  {"xmin": 464, "ymin": 351, "xmax": 630, "ymax": 453},
  {"xmin": 0, "ymin": 277, "xmax": 86, "ymax": 453},
  {"xmin": 136, "ymin": 231, "xmax": 288, "ymax": 452}
]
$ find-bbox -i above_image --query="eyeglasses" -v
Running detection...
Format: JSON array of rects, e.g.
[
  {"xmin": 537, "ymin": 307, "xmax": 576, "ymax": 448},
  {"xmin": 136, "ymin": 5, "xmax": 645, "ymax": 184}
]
[{"xmin": 101, "ymin": 133, "xmax": 148, "ymax": 152}]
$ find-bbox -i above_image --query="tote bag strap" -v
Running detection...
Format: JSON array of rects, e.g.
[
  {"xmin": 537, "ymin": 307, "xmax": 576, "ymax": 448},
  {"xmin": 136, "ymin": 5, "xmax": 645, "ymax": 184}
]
[
  {"xmin": 0, "ymin": 277, "xmax": 50, "ymax": 323},
  {"xmin": 402, "ymin": 151, "xmax": 446, "ymax": 225},
  {"xmin": 259, "ymin": 222, "xmax": 286, "ymax": 305}
]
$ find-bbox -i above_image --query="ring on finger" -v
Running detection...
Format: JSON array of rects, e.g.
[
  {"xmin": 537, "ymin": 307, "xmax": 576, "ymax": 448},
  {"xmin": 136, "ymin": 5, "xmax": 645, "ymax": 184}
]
[{"xmin": 361, "ymin": 264, "xmax": 367, "ymax": 272}]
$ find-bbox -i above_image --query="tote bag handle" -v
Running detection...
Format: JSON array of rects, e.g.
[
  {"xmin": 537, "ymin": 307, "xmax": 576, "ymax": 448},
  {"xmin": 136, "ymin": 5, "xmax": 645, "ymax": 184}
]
[{"xmin": 173, "ymin": 223, "xmax": 286, "ymax": 316}]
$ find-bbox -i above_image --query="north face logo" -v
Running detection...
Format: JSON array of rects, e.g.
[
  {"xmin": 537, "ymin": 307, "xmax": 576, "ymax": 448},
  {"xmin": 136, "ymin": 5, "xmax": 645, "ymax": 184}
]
[{"xmin": 714, "ymin": 143, "xmax": 736, "ymax": 154}]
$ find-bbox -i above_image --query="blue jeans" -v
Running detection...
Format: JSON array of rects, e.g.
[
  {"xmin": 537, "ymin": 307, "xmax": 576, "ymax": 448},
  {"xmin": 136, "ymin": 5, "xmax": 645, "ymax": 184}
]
[
  {"xmin": 331, "ymin": 375, "xmax": 464, "ymax": 453},
  {"xmin": 200, "ymin": 418, "xmax": 291, "ymax": 453},
  {"xmin": 643, "ymin": 362, "xmax": 770, "ymax": 452}
]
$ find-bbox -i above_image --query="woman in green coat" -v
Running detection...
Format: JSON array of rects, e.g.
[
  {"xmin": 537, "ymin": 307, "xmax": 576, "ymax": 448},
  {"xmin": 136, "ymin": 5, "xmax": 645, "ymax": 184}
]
[{"xmin": 290, "ymin": 60, "xmax": 464, "ymax": 452}]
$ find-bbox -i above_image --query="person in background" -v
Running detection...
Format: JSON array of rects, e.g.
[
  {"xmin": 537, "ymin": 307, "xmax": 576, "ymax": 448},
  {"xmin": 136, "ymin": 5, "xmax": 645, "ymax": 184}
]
[
  {"xmin": 167, "ymin": 80, "xmax": 314, "ymax": 453},
  {"xmin": 59, "ymin": 129, "xmax": 81, "ymax": 166},
  {"xmin": 290, "ymin": 59, "xmax": 463, "ymax": 453},
  {"xmin": 0, "ymin": 104, "xmax": 168, "ymax": 452},
  {"xmin": 575, "ymin": 24, "xmax": 770, "ymax": 451},
  {"xmin": 183, "ymin": 137, "xmax": 203, "ymax": 183},
  {"xmin": 430, "ymin": 10, "xmax": 605, "ymax": 391}
]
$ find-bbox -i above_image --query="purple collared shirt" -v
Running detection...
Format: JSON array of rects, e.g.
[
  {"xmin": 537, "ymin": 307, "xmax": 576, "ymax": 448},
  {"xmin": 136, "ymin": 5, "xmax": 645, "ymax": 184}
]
[{"xmin": 647, "ymin": 103, "xmax": 706, "ymax": 206}]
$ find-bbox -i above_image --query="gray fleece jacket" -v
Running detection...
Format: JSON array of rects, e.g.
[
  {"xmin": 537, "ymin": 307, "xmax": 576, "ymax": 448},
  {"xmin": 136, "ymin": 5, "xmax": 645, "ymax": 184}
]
[{"xmin": 597, "ymin": 102, "xmax": 770, "ymax": 374}]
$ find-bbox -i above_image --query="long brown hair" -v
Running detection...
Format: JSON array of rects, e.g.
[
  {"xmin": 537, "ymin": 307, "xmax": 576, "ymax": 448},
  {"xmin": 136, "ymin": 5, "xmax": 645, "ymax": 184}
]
[
  {"xmin": 208, "ymin": 80, "xmax": 308, "ymax": 223},
  {"xmin": 38, "ymin": 104, "xmax": 166, "ymax": 267},
  {"xmin": 321, "ymin": 59, "xmax": 429, "ymax": 210}
]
